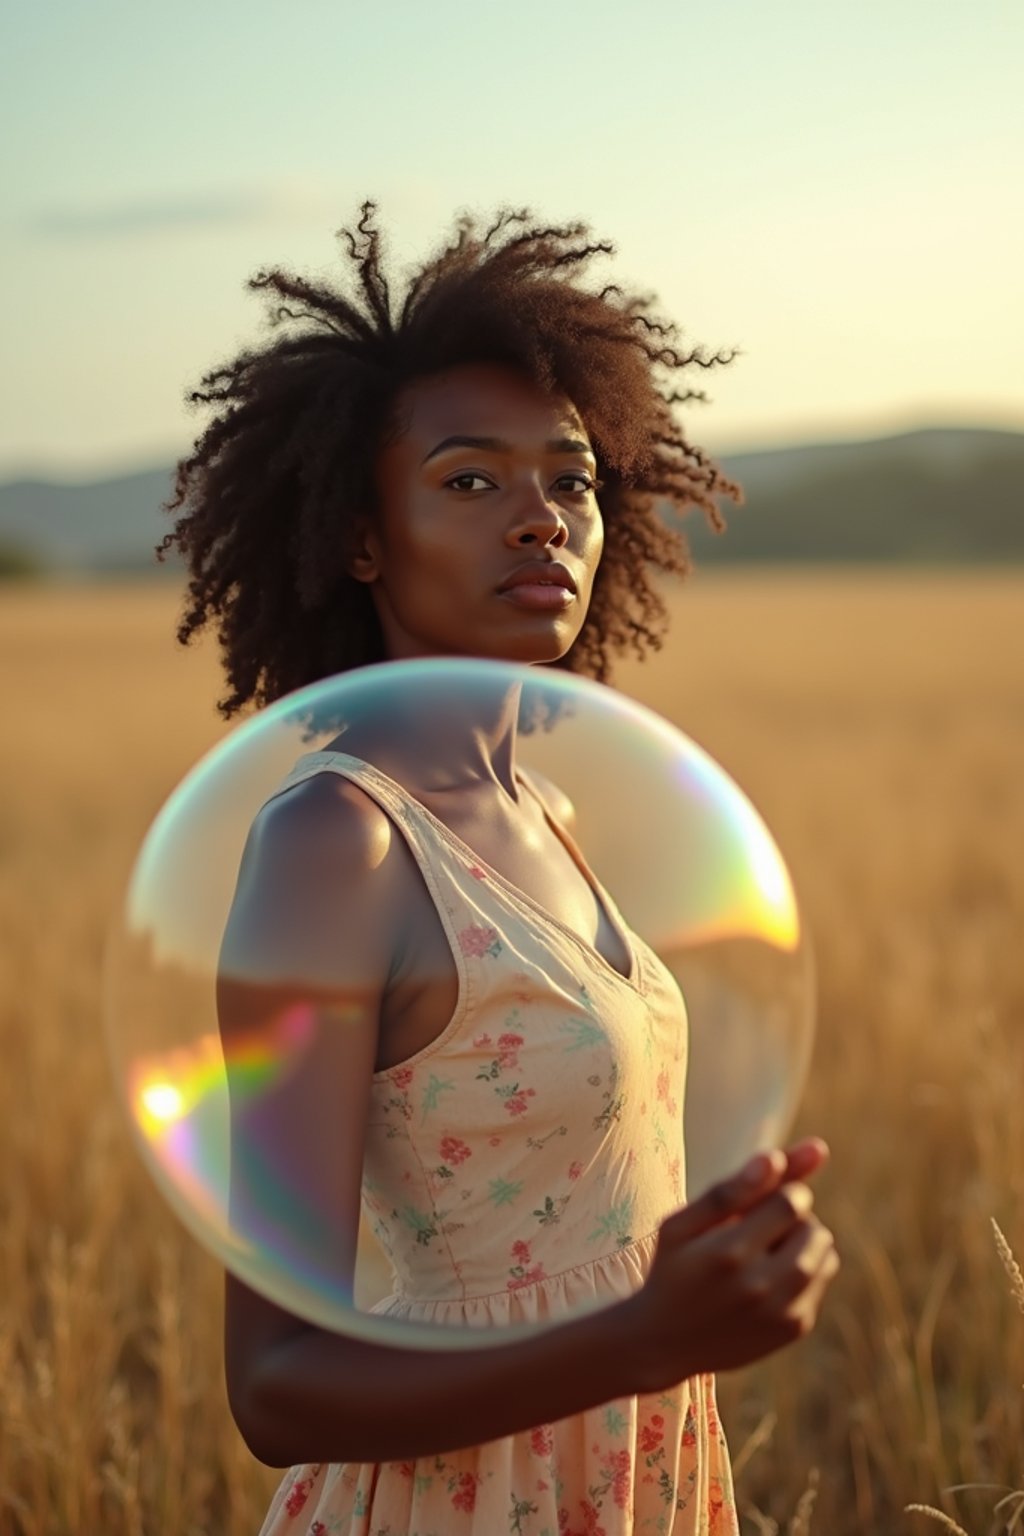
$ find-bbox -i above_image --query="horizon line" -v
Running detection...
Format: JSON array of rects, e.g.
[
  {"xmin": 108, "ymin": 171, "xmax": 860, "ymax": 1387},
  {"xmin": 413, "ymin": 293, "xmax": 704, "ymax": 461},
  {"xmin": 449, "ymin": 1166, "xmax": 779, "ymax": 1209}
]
[{"xmin": 3, "ymin": 415, "xmax": 1024, "ymax": 488}]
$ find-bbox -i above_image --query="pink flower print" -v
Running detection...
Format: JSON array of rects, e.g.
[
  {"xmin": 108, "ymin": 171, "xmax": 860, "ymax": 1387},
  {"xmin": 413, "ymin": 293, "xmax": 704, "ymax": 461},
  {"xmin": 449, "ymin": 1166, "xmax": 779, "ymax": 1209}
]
[
  {"xmin": 439, "ymin": 1134, "xmax": 471, "ymax": 1166},
  {"xmin": 310, "ymin": 1524, "xmax": 327, "ymax": 1535},
  {"xmin": 508, "ymin": 1262, "xmax": 547, "ymax": 1291},
  {"xmin": 489, "ymin": 1135, "xmax": 502, "ymax": 1147},
  {"xmin": 497, "ymin": 1031, "xmax": 524, "ymax": 1068},
  {"xmin": 530, "ymin": 1424, "xmax": 553, "ymax": 1458},
  {"xmin": 396, "ymin": 1460, "xmax": 415, "ymax": 1478},
  {"xmin": 392, "ymin": 1066, "xmax": 413, "ymax": 1091},
  {"xmin": 467, "ymin": 864, "xmax": 488, "ymax": 880},
  {"xmin": 656, "ymin": 1068, "xmax": 678, "ymax": 1116},
  {"xmin": 638, "ymin": 1412, "xmax": 665, "ymax": 1454},
  {"xmin": 284, "ymin": 1474, "xmax": 314, "ymax": 1516},
  {"xmin": 568, "ymin": 1160, "xmax": 583, "ymax": 1181},
  {"xmin": 600, "ymin": 1447, "xmax": 632, "ymax": 1509},
  {"xmin": 682, "ymin": 1402, "xmax": 697, "ymax": 1449},
  {"xmin": 477, "ymin": 1016, "xmax": 526, "ymax": 1089},
  {"xmin": 504, "ymin": 1086, "xmax": 537, "ymax": 1117},
  {"xmin": 508, "ymin": 1238, "xmax": 547, "ymax": 1290},
  {"xmin": 451, "ymin": 1471, "xmax": 477, "ymax": 1512},
  {"xmin": 574, "ymin": 1497, "xmax": 608, "ymax": 1536},
  {"xmin": 457, "ymin": 924, "xmax": 502, "ymax": 959}
]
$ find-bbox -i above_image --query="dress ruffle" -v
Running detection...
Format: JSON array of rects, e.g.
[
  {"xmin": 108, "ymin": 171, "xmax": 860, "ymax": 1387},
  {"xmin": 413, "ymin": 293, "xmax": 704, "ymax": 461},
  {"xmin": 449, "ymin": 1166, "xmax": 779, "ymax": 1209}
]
[{"xmin": 372, "ymin": 1229, "xmax": 659, "ymax": 1329}]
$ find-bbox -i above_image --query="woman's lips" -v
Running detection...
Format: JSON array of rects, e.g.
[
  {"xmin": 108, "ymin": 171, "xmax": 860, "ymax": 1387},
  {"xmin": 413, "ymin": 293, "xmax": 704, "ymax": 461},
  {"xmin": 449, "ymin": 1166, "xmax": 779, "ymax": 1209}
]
[{"xmin": 497, "ymin": 584, "xmax": 575, "ymax": 609}]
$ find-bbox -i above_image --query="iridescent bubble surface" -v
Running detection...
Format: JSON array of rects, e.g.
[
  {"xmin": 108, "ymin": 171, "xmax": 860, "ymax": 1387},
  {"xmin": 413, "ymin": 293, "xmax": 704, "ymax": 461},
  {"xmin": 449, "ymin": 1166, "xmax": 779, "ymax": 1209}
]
[{"xmin": 104, "ymin": 658, "xmax": 814, "ymax": 1348}]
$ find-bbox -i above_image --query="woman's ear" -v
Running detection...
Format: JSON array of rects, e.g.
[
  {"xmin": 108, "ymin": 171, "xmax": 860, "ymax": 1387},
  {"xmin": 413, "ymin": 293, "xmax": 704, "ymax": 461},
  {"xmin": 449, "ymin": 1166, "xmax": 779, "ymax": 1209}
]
[{"xmin": 346, "ymin": 516, "xmax": 381, "ymax": 585}]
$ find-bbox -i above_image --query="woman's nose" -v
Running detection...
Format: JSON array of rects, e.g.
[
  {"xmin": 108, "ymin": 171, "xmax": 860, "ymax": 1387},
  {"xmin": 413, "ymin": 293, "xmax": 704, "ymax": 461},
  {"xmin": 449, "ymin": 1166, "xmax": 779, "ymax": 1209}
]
[{"xmin": 507, "ymin": 482, "xmax": 569, "ymax": 547}]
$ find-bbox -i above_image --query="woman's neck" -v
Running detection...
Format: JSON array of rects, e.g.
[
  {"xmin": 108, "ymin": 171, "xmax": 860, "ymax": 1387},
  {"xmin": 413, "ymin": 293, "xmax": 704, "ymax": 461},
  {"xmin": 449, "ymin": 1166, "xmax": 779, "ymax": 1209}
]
[{"xmin": 327, "ymin": 678, "xmax": 525, "ymax": 804}]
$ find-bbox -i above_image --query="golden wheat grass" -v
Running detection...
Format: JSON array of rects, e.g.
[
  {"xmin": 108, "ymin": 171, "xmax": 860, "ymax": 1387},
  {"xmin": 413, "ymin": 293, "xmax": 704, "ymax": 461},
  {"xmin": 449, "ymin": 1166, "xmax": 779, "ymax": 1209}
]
[{"xmin": 1, "ymin": 569, "xmax": 1022, "ymax": 1535}]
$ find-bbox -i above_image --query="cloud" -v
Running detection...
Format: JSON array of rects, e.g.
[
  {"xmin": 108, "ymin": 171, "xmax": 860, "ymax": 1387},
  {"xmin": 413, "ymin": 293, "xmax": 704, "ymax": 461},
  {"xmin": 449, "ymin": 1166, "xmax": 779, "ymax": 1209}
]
[{"xmin": 28, "ymin": 180, "xmax": 339, "ymax": 239}]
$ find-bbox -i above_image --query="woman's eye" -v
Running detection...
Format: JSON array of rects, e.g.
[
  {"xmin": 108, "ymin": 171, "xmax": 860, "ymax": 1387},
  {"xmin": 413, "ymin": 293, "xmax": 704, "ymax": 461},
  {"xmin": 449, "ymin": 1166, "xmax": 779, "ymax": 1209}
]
[
  {"xmin": 444, "ymin": 472, "xmax": 603, "ymax": 495},
  {"xmin": 446, "ymin": 473, "xmax": 493, "ymax": 493},
  {"xmin": 556, "ymin": 473, "xmax": 603, "ymax": 495}
]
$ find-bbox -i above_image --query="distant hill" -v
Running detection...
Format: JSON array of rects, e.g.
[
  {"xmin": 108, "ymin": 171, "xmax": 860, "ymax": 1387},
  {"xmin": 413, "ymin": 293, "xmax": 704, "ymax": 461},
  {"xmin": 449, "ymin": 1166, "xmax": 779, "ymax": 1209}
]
[
  {"xmin": 0, "ymin": 426, "xmax": 1021, "ymax": 575},
  {"xmin": 682, "ymin": 427, "xmax": 1024, "ymax": 565}
]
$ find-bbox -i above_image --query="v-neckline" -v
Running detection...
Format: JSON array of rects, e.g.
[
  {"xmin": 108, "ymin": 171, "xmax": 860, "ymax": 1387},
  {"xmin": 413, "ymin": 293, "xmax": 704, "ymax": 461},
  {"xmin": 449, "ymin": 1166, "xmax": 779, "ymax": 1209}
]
[{"xmin": 295, "ymin": 750, "xmax": 643, "ymax": 993}]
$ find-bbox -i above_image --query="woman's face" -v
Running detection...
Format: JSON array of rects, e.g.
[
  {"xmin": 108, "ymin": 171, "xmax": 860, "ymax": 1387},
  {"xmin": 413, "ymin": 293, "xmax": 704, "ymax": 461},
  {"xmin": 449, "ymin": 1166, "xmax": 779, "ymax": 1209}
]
[{"xmin": 349, "ymin": 362, "xmax": 603, "ymax": 665}]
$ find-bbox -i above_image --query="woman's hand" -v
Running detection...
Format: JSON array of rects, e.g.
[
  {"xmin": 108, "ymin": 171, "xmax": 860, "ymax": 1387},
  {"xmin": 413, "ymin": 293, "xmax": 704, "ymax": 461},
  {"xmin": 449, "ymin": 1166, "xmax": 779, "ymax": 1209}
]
[{"xmin": 621, "ymin": 1137, "xmax": 839, "ymax": 1392}]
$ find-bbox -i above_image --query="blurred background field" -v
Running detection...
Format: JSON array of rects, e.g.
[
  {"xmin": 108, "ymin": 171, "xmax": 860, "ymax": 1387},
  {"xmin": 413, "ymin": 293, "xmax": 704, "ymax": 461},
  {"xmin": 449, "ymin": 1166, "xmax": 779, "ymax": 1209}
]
[{"xmin": 1, "ymin": 570, "xmax": 1021, "ymax": 1535}]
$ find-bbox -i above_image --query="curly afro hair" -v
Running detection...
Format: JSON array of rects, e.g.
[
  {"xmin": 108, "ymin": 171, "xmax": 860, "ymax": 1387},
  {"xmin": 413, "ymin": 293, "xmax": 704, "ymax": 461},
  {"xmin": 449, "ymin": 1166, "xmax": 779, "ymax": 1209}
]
[{"xmin": 157, "ymin": 201, "xmax": 743, "ymax": 718}]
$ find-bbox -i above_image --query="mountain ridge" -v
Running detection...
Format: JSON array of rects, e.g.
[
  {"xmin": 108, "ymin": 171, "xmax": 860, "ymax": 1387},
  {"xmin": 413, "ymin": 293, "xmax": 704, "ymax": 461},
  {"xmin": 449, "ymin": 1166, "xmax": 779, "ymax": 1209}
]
[{"xmin": 1, "ymin": 425, "xmax": 1021, "ymax": 572}]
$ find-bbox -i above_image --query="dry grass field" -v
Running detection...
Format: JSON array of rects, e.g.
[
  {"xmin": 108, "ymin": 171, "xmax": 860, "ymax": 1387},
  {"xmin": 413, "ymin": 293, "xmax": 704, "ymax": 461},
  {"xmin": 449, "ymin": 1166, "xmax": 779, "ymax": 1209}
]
[{"xmin": 1, "ymin": 570, "xmax": 1022, "ymax": 1536}]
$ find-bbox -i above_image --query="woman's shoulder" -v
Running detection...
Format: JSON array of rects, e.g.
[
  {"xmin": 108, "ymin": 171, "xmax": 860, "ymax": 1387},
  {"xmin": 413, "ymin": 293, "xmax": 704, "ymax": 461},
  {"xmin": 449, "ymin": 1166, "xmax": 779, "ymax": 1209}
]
[
  {"xmin": 249, "ymin": 766, "xmax": 397, "ymax": 882},
  {"xmin": 223, "ymin": 766, "xmax": 402, "ymax": 981}
]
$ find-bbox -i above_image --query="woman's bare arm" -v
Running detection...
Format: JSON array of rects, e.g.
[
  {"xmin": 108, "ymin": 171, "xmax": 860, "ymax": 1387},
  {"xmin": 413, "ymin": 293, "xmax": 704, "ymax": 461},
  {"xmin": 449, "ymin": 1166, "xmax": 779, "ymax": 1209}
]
[
  {"xmin": 237, "ymin": 1279, "xmax": 646, "ymax": 1467},
  {"xmin": 219, "ymin": 772, "xmax": 397, "ymax": 1453}
]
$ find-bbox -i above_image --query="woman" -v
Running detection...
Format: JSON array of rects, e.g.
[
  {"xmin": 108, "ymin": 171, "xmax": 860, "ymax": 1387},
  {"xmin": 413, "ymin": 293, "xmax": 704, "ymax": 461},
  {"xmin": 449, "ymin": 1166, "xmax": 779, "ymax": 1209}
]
[{"xmin": 159, "ymin": 203, "xmax": 839, "ymax": 1536}]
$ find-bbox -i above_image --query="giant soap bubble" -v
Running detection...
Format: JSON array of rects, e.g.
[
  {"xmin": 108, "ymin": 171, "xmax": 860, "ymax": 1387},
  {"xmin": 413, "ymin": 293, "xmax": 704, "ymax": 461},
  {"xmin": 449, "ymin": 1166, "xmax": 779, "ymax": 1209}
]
[{"xmin": 104, "ymin": 658, "xmax": 814, "ymax": 1348}]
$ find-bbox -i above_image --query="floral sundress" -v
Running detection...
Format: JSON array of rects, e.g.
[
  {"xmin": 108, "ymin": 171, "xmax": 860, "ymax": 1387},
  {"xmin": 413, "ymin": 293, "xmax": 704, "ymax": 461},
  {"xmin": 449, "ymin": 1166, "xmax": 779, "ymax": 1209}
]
[{"xmin": 254, "ymin": 750, "xmax": 739, "ymax": 1536}]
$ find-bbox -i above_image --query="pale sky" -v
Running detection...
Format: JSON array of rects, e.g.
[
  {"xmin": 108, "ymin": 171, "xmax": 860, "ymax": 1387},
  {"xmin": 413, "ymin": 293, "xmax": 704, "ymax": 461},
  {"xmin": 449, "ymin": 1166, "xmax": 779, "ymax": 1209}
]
[{"xmin": 2, "ymin": 0, "xmax": 1021, "ymax": 480}]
